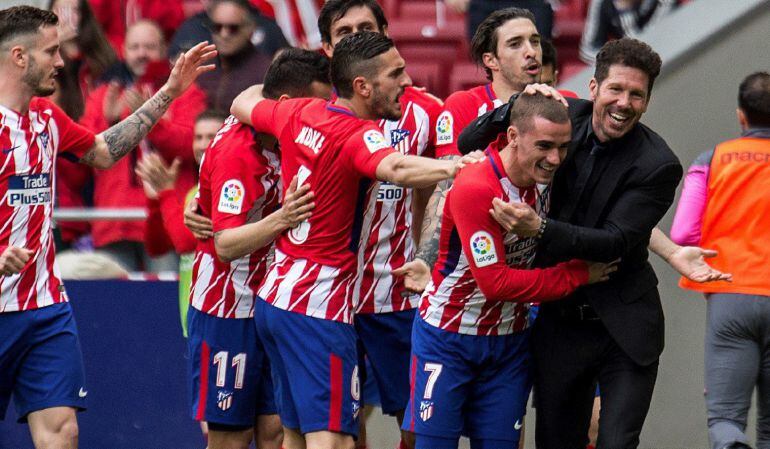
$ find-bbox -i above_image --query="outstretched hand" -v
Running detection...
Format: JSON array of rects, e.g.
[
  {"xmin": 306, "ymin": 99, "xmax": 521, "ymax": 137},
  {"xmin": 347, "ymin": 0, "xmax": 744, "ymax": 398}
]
[
  {"xmin": 163, "ymin": 41, "xmax": 217, "ymax": 99},
  {"xmin": 392, "ymin": 259, "xmax": 432, "ymax": 294},
  {"xmin": 668, "ymin": 247, "xmax": 732, "ymax": 283}
]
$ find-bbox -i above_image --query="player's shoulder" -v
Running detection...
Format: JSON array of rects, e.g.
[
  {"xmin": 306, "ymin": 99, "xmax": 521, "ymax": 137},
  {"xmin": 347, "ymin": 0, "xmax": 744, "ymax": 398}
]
[
  {"xmin": 444, "ymin": 84, "xmax": 489, "ymax": 108},
  {"xmin": 403, "ymin": 86, "xmax": 444, "ymax": 109},
  {"xmin": 452, "ymin": 158, "xmax": 497, "ymax": 197}
]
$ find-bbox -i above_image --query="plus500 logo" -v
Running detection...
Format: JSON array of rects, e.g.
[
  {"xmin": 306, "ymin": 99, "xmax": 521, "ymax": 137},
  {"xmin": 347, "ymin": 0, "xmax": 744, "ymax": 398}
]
[{"xmin": 377, "ymin": 183, "xmax": 404, "ymax": 202}]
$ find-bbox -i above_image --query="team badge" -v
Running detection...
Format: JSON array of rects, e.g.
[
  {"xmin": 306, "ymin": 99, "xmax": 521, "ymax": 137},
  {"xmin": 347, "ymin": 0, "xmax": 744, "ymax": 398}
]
[
  {"xmin": 38, "ymin": 131, "xmax": 50, "ymax": 150},
  {"xmin": 420, "ymin": 400, "xmax": 434, "ymax": 421},
  {"xmin": 390, "ymin": 128, "xmax": 411, "ymax": 154},
  {"xmin": 218, "ymin": 179, "xmax": 244, "ymax": 214},
  {"xmin": 363, "ymin": 130, "xmax": 390, "ymax": 153},
  {"xmin": 436, "ymin": 111, "xmax": 453, "ymax": 144},
  {"xmin": 470, "ymin": 231, "xmax": 497, "ymax": 267},
  {"xmin": 217, "ymin": 390, "xmax": 233, "ymax": 411}
]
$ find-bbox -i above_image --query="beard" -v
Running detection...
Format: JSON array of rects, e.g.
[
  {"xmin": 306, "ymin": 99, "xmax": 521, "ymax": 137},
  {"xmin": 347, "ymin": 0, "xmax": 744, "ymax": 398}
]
[
  {"xmin": 23, "ymin": 56, "xmax": 56, "ymax": 97},
  {"xmin": 371, "ymin": 86, "xmax": 402, "ymax": 121}
]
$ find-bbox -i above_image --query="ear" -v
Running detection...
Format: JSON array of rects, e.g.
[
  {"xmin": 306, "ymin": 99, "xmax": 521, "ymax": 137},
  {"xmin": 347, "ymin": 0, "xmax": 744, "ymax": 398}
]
[
  {"xmin": 381, "ymin": 25, "xmax": 389, "ymax": 37},
  {"xmin": 736, "ymin": 108, "xmax": 750, "ymax": 131},
  {"xmin": 553, "ymin": 69, "xmax": 560, "ymax": 85},
  {"xmin": 482, "ymin": 52, "xmax": 499, "ymax": 73},
  {"xmin": 321, "ymin": 42, "xmax": 334, "ymax": 58},
  {"xmin": 588, "ymin": 77, "xmax": 598, "ymax": 101},
  {"xmin": 507, "ymin": 125, "xmax": 518, "ymax": 148},
  {"xmin": 10, "ymin": 45, "xmax": 27, "ymax": 69},
  {"xmin": 352, "ymin": 75, "xmax": 371, "ymax": 99},
  {"xmin": 278, "ymin": 93, "xmax": 291, "ymax": 101}
]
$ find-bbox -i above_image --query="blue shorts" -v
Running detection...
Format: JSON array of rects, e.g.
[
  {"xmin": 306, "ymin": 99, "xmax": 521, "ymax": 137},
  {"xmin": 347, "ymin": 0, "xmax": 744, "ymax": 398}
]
[
  {"xmin": 355, "ymin": 309, "xmax": 414, "ymax": 415},
  {"xmin": 254, "ymin": 299, "xmax": 360, "ymax": 436},
  {"xmin": 0, "ymin": 302, "xmax": 86, "ymax": 422},
  {"xmin": 403, "ymin": 316, "xmax": 531, "ymax": 443},
  {"xmin": 187, "ymin": 307, "xmax": 276, "ymax": 427}
]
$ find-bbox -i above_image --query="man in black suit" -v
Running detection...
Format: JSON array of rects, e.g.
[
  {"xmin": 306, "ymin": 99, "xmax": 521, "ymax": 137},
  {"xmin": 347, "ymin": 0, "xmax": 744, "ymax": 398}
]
[{"xmin": 457, "ymin": 38, "xmax": 682, "ymax": 448}]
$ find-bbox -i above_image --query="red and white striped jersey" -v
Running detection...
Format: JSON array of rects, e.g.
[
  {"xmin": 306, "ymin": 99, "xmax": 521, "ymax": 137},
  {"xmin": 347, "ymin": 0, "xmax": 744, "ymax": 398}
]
[
  {"xmin": 0, "ymin": 98, "xmax": 95, "ymax": 313},
  {"xmin": 256, "ymin": 0, "xmax": 324, "ymax": 49},
  {"xmin": 419, "ymin": 149, "xmax": 589, "ymax": 335},
  {"xmin": 189, "ymin": 116, "xmax": 281, "ymax": 319},
  {"xmin": 354, "ymin": 87, "xmax": 442, "ymax": 315},
  {"xmin": 435, "ymin": 84, "xmax": 504, "ymax": 158},
  {"xmin": 250, "ymin": 98, "xmax": 396, "ymax": 324}
]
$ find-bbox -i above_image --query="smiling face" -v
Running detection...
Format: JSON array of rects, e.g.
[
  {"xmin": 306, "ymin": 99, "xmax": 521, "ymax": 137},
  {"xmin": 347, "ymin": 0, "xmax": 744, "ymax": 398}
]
[
  {"xmin": 506, "ymin": 116, "xmax": 571, "ymax": 186},
  {"xmin": 22, "ymin": 25, "xmax": 64, "ymax": 97},
  {"xmin": 485, "ymin": 18, "xmax": 541, "ymax": 92},
  {"xmin": 123, "ymin": 21, "xmax": 164, "ymax": 77},
  {"xmin": 367, "ymin": 47, "xmax": 410, "ymax": 121},
  {"xmin": 322, "ymin": 5, "xmax": 383, "ymax": 57},
  {"xmin": 209, "ymin": 2, "xmax": 255, "ymax": 58},
  {"xmin": 589, "ymin": 64, "xmax": 650, "ymax": 142}
]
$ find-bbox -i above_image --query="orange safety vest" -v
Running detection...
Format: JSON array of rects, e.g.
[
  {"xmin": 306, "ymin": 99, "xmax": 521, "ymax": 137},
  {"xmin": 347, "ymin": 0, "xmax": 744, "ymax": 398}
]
[{"xmin": 680, "ymin": 135, "xmax": 770, "ymax": 295}]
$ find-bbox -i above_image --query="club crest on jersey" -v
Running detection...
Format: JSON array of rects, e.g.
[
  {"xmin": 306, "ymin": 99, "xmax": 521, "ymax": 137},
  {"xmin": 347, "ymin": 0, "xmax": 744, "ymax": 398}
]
[
  {"xmin": 436, "ymin": 111, "xmax": 453, "ymax": 144},
  {"xmin": 218, "ymin": 179, "xmax": 244, "ymax": 214},
  {"xmin": 37, "ymin": 131, "xmax": 50, "ymax": 151},
  {"xmin": 217, "ymin": 390, "xmax": 233, "ymax": 411},
  {"xmin": 470, "ymin": 231, "xmax": 497, "ymax": 267},
  {"xmin": 363, "ymin": 130, "xmax": 390, "ymax": 153},
  {"xmin": 420, "ymin": 400, "xmax": 434, "ymax": 421}
]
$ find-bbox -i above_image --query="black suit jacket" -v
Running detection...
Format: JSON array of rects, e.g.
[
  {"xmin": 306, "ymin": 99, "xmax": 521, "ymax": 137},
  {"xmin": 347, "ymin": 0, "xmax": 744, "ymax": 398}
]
[{"xmin": 458, "ymin": 98, "xmax": 683, "ymax": 366}]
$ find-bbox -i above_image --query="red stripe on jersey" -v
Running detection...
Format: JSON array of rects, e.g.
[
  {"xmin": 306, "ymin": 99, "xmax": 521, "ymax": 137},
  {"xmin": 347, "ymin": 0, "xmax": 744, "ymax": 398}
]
[
  {"xmin": 355, "ymin": 88, "xmax": 442, "ymax": 315},
  {"xmin": 195, "ymin": 340, "xmax": 211, "ymax": 420},
  {"xmin": 328, "ymin": 353, "xmax": 343, "ymax": 432}
]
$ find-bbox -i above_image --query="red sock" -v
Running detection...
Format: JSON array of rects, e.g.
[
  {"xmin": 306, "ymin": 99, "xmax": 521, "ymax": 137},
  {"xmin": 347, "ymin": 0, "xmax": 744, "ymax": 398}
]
[
  {"xmin": 587, "ymin": 445, "xmax": 596, "ymax": 449},
  {"xmin": 398, "ymin": 440, "xmax": 409, "ymax": 449}
]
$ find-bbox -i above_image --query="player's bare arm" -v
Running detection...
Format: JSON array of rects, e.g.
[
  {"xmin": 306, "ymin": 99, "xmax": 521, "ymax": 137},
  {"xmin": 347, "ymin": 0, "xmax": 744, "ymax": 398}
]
[
  {"xmin": 213, "ymin": 176, "xmax": 315, "ymax": 262},
  {"xmin": 376, "ymin": 150, "xmax": 484, "ymax": 189},
  {"xmin": 79, "ymin": 42, "xmax": 217, "ymax": 169},
  {"xmin": 230, "ymin": 84, "xmax": 264, "ymax": 125}
]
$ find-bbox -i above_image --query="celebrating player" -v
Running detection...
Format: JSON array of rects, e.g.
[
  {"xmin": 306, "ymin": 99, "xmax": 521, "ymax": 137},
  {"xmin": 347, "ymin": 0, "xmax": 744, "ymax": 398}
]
[
  {"xmin": 317, "ymin": 2, "xmax": 442, "ymax": 447},
  {"xmin": 404, "ymin": 93, "xmax": 616, "ymax": 449},
  {"xmin": 230, "ymin": 31, "xmax": 482, "ymax": 449},
  {"xmin": 187, "ymin": 48, "xmax": 330, "ymax": 449},
  {"xmin": 0, "ymin": 6, "xmax": 215, "ymax": 449}
]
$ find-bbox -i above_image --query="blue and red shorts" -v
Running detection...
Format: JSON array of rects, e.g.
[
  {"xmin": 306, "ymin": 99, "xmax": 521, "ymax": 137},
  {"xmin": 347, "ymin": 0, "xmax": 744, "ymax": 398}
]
[
  {"xmin": 355, "ymin": 309, "xmax": 414, "ymax": 415},
  {"xmin": 403, "ymin": 315, "xmax": 531, "ymax": 445},
  {"xmin": 0, "ymin": 302, "xmax": 87, "ymax": 422},
  {"xmin": 254, "ymin": 298, "xmax": 360, "ymax": 436},
  {"xmin": 187, "ymin": 307, "xmax": 276, "ymax": 427}
]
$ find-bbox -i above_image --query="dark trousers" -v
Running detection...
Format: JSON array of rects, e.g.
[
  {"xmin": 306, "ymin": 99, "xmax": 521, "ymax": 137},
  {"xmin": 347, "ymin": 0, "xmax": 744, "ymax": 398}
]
[{"xmin": 531, "ymin": 306, "xmax": 658, "ymax": 449}]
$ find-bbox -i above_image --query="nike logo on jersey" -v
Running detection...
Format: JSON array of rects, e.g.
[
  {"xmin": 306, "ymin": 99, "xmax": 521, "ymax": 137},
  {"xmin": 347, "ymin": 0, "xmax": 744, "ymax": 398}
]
[
  {"xmin": 514, "ymin": 420, "xmax": 523, "ymax": 430},
  {"xmin": 78, "ymin": 387, "xmax": 88, "ymax": 398},
  {"xmin": 294, "ymin": 126, "xmax": 326, "ymax": 154},
  {"xmin": 2, "ymin": 145, "xmax": 19, "ymax": 154}
]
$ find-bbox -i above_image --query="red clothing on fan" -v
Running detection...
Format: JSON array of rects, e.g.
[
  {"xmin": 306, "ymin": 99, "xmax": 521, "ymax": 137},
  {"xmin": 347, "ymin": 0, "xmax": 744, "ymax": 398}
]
[
  {"xmin": 89, "ymin": 0, "xmax": 185, "ymax": 54},
  {"xmin": 79, "ymin": 82, "xmax": 206, "ymax": 248},
  {"xmin": 145, "ymin": 189, "xmax": 197, "ymax": 256}
]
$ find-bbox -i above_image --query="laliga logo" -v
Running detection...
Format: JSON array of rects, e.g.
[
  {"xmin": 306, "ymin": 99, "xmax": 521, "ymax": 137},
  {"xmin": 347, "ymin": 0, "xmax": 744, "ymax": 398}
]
[
  {"xmin": 365, "ymin": 130, "xmax": 386, "ymax": 147},
  {"xmin": 437, "ymin": 115, "xmax": 451, "ymax": 134},
  {"xmin": 223, "ymin": 183, "xmax": 243, "ymax": 202},
  {"xmin": 472, "ymin": 235, "xmax": 492, "ymax": 255}
]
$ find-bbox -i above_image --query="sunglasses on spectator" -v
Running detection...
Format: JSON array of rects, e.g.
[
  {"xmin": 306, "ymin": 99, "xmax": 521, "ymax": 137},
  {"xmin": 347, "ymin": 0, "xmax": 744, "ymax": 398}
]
[{"xmin": 211, "ymin": 22, "xmax": 244, "ymax": 34}]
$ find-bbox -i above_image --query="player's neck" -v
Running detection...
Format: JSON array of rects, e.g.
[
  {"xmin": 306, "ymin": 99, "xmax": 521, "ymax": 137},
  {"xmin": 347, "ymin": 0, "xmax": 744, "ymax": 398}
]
[
  {"xmin": 491, "ymin": 78, "xmax": 522, "ymax": 104},
  {"xmin": 333, "ymin": 97, "xmax": 377, "ymax": 121},
  {"xmin": 0, "ymin": 77, "xmax": 33, "ymax": 114}
]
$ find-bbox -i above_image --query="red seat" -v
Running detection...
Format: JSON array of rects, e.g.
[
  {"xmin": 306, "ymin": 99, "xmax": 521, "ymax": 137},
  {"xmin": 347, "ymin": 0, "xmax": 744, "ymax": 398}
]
[
  {"xmin": 404, "ymin": 60, "xmax": 447, "ymax": 98},
  {"xmin": 449, "ymin": 62, "xmax": 488, "ymax": 94}
]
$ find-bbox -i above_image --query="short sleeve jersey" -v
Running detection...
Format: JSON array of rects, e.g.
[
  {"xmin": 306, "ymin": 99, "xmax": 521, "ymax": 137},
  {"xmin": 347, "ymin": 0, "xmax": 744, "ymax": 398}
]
[
  {"xmin": 419, "ymin": 149, "xmax": 587, "ymax": 335},
  {"xmin": 435, "ymin": 84, "xmax": 503, "ymax": 158},
  {"xmin": 0, "ymin": 98, "xmax": 95, "ymax": 313},
  {"xmin": 189, "ymin": 116, "xmax": 281, "ymax": 319},
  {"xmin": 354, "ymin": 87, "xmax": 443, "ymax": 314},
  {"xmin": 250, "ymin": 98, "xmax": 396, "ymax": 324}
]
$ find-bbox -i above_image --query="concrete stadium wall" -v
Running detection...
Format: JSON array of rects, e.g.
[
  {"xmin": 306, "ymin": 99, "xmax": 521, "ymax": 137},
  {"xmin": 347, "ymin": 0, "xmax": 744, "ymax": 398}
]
[{"xmin": 557, "ymin": 1, "xmax": 770, "ymax": 447}]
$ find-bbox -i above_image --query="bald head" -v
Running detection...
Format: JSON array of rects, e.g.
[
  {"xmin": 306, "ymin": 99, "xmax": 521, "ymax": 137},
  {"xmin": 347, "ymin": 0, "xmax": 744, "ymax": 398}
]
[{"xmin": 124, "ymin": 19, "xmax": 165, "ymax": 77}]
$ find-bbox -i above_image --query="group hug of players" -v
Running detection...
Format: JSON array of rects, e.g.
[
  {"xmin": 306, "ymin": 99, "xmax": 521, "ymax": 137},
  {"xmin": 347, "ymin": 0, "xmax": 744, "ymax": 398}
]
[{"xmin": 181, "ymin": 2, "xmax": 621, "ymax": 449}]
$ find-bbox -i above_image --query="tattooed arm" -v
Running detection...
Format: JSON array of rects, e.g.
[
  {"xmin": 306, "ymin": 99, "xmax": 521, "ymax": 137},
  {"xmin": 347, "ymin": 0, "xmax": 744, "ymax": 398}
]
[{"xmin": 79, "ymin": 42, "xmax": 217, "ymax": 169}]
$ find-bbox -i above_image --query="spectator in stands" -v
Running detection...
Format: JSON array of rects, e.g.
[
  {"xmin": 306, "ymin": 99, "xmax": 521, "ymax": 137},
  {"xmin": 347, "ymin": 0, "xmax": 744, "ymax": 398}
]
[
  {"xmin": 48, "ymin": 0, "xmax": 117, "ymax": 251},
  {"xmin": 138, "ymin": 110, "xmax": 227, "ymax": 337},
  {"xmin": 671, "ymin": 71, "xmax": 770, "ymax": 449},
  {"xmin": 88, "ymin": 0, "xmax": 185, "ymax": 55},
  {"xmin": 446, "ymin": 0, "xmax": 553, "ymax": 42},
  {"xmin": 579, "ymin": 0, "xmax": 678, "ymax": 63},
  {"xmin": 168, "ymin": 0, "xmax": 288, "ymax": 63},
  {"xmin": 195, "ymin": 0, "xmax": 274, "ymax": 112},
  {"xmin": 80, "ymin": 19, "xmax": 207, "ymax": 272}
]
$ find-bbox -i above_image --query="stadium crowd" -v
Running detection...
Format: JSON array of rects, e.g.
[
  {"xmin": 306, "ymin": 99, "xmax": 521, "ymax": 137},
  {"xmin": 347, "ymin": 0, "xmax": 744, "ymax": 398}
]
[{"xmin": 0, "ymin": 1, "xmax": 768, "ymax": 449}]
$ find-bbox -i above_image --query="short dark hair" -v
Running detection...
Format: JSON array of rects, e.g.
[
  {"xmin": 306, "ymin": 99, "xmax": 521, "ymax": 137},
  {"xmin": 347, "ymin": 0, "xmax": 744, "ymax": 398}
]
[
  {"xmin": 510, "ymin": 93, "xmax": 570, "ymax": 134},
  {"xmin": 196, "ymin": 109, "xmax": 228, "ymax": 124},
  {"xmin": 738, "ymin": 72, "xmax": 770, "ymax": 128},
  {"xmin": 263, "ymin": 48, "xmax": 331, "ymax": 100},
  {"xmin": 541, "ymin": 39, "xmax": 557, "ymax": 68},
  {"xmin": 594, "ymin": 38, "xmax": 661, "ymax": 95},
  {"xmin": 331, "ymin": 31, "xmax": 394, "ymax": 99},
  {"xmin": 318, "ymin": 0, "xmax": 388, "ymax": 44},
  {"xmin": 471, "ymin": 8, "xmax": 536, "ymax": 81},
  {"xmin": 0, "ymin": 6, "xmax": 58, "ymax": 48}
]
